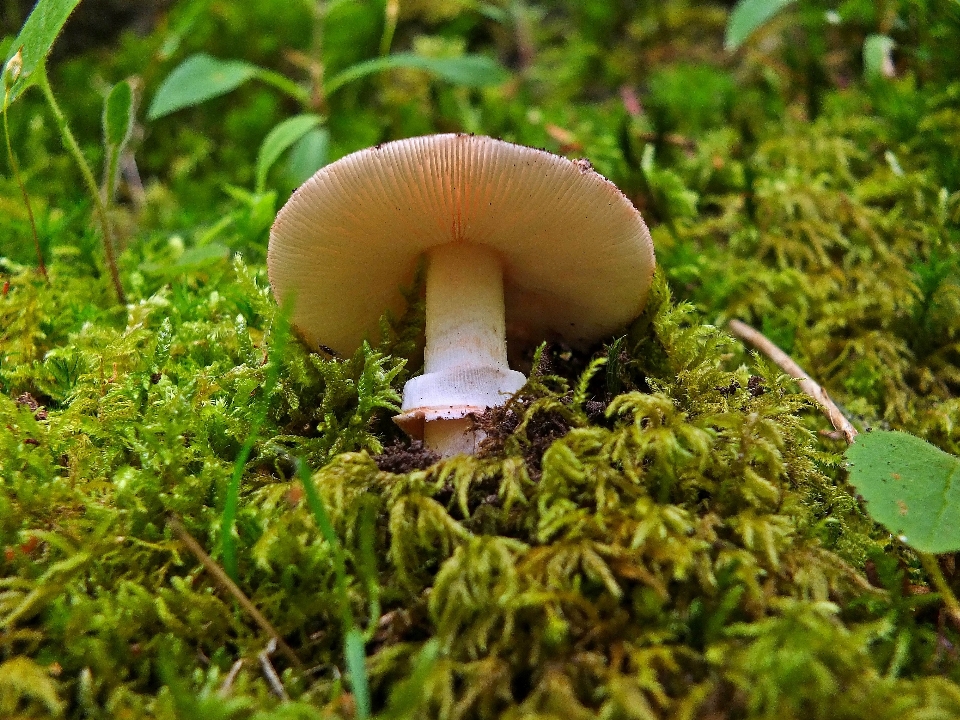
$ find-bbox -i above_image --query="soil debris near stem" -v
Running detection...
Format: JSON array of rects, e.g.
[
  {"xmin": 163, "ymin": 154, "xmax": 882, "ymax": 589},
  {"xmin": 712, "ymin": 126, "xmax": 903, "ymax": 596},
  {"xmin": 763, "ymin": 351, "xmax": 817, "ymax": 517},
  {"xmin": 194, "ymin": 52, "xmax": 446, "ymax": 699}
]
[
  {"xmin": 374, "ymin": 439, "xmax": 441, "ymax": 473},
  {"xmin": 473, "ymin": 400, "xmax": 572, "ymax": 479}
]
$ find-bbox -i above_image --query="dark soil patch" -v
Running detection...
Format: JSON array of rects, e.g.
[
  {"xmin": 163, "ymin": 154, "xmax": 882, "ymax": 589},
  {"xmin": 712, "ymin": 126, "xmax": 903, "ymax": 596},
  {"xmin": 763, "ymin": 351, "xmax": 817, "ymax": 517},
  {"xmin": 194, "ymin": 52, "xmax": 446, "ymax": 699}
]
[{"xmin": 373, "ymin": 439, "xmax": 440, "ymax": 473}]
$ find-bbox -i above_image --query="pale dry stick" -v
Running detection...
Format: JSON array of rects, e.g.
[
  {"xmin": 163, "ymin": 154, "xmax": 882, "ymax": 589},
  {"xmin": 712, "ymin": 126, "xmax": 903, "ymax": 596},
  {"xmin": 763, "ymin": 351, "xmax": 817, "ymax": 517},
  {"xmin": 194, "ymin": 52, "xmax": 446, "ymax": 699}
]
[
  {"xmin": 727, "ymin": 319, "xmax": 858, "ymax": 444},
  {"xmin": 730, "ymin": 320, "xmax": 960, "ymax": 626},
  {"xmin": 167, "ymin": 516, "xmax": 304, "ymax": 670},
  {"xmin": 258, "ymin": 638, "xmax": 290, "ymax": 700},
  {"xmin": 218, "ymin": 658, "xmax": 245, "ymax": 697}
]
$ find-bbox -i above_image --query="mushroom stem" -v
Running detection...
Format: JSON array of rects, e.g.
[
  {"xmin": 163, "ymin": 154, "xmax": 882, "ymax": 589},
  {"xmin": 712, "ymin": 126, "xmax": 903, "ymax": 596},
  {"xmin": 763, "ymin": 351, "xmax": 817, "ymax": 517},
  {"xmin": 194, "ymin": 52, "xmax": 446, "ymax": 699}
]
[
  {"xmin": 396, "ymin": 242, "xmax": 526, "ymax": 456},
  {"xmin": 425, "ymin": 242, "xmax": 509, "ymax": 374}
]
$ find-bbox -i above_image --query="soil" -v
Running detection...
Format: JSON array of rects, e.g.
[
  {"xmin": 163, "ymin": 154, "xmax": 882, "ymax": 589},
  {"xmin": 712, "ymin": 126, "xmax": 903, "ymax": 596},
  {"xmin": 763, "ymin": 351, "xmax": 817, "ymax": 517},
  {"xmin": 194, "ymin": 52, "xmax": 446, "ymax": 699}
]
[{"xmin": 373, "ymin": 439, "xmax": 441, "ymax": 473}]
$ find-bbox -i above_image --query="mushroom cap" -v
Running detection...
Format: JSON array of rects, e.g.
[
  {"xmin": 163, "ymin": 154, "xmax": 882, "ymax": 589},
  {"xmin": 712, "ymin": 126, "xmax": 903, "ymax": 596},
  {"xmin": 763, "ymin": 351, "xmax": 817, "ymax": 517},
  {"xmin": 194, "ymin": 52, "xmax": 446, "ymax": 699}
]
[{"xmin": 268, "ymin": 133, "xmax": 655, "ymax": 355}]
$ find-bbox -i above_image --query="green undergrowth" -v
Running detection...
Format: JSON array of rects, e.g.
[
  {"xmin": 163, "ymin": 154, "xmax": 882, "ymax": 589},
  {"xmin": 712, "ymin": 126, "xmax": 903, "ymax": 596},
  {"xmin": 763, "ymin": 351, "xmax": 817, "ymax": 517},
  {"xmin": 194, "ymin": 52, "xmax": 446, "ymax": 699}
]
[
  {"xmin": 3, "ymin": 0, "xmax": 960, "ymax": 717},
  {"xmin": 2, "ymin": 254, "xmax": 959, "ymax": 717},
  {"xmin": 656, "ymin": 87, "xmax": 960, "ymax": 450}
]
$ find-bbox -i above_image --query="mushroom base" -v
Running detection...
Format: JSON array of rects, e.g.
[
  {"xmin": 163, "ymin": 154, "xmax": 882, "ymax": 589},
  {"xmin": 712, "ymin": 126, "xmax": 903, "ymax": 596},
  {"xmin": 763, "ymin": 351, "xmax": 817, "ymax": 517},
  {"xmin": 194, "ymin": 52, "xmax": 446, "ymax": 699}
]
[
  {"xmin": 395, "ymin": 365, "xmax": 526, "ymax": 457},
  {"xmin": 424, "ymin": 418, "xmax": 480, "ymax": 457}
]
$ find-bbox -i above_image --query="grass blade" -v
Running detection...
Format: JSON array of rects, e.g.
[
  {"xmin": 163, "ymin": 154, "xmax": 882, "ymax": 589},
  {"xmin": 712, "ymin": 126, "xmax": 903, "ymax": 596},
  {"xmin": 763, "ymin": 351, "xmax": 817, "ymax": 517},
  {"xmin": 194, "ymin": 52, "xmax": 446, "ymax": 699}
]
[{"xmin": 725, "ymin": 0, "xmax": 796, "ymax": 51}]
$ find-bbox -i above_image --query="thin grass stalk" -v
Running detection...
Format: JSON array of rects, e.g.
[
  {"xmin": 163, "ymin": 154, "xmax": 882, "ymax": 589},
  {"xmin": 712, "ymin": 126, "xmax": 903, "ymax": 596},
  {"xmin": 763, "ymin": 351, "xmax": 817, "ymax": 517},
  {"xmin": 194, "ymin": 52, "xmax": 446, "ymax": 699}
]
[
  {"xmin": 37, "ymin": 70, "xmax": 125, "ymax": 303},
  {"xmin": 3, "ymin": 86, "xmax": 46, "ymax": 280}
]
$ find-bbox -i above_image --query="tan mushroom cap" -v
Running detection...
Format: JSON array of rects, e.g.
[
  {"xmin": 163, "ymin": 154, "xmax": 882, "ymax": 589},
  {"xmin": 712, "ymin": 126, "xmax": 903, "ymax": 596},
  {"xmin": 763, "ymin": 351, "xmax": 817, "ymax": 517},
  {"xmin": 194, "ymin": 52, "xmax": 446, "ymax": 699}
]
[{"xmin": 268, "ymin": 133, "xmax": 655, "ymax": 355}]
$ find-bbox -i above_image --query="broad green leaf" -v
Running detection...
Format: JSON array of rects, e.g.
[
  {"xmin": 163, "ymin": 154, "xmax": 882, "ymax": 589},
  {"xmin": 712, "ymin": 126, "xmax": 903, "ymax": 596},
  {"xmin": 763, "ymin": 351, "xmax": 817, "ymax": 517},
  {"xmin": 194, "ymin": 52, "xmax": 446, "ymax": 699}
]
[
  {"xmin": 725, "ymin": 0, "xmax": 796, "ymax": 51},
  {"xmin": 845, "ymin": 430, "xmax": 960, "ymax": 554},
  {"xmin": 3, "ymin": 0, "xmax": 81, "ymax": 106},
  {"xmin": 287, "ymin": 126, "xmax": 330, "ymax": 186},
  {"xmin": 148, "ymin": 54, "xmax": 259, "ymax": 120},
  {"xmin": 255, "ymin": 114, "xmax": 322, "ymax": 192},
  {"xmin": 103, "ymin": 79, "xmax": 135, "ymax": 149},
  {"xmin": 324, "ymin": 52, "xmax": 510, "ymax": 96},
  {"xmin": 863, "ymin": 34, "xmax": 895, "ymax": 80}
]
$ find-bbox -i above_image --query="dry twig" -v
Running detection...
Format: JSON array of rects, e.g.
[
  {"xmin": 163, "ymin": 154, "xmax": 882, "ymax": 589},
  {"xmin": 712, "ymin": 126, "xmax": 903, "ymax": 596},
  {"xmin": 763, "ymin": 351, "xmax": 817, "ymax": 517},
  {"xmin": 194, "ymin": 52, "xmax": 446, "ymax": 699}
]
[
  {"xmin": 259, "ymin": 638, "xmax": 290, "ymax": 700},
  {"xmin": 167, "ymin": 515, "xmax": 303, "ymax": 670},
  {"xmin": 218, "ymin": 659, "xmax": 245, "ymax": 697},
  {"xmin": 728, "ymin": 319, "xmax": 858, "ymax": 444}
]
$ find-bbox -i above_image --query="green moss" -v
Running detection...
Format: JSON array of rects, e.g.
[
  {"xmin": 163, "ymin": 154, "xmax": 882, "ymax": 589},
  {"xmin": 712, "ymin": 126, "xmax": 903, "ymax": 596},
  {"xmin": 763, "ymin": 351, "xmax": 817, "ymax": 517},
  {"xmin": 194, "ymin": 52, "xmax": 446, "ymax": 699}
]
[{"xmin": 2, "ymin": 0, "xmax": 960, "ymax": 716}]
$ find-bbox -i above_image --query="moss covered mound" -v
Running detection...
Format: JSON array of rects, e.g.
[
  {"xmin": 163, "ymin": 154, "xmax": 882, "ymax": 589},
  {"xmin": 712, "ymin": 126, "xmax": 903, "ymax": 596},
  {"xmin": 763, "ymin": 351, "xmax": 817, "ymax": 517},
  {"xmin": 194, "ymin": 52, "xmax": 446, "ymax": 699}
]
[
  {"xmin": 1, "ymin": 261, "xmax": 957, "ymax": 717},
  {"xmin": 2, "ymin": 0, "xmax": 960, "ymax": 717}
]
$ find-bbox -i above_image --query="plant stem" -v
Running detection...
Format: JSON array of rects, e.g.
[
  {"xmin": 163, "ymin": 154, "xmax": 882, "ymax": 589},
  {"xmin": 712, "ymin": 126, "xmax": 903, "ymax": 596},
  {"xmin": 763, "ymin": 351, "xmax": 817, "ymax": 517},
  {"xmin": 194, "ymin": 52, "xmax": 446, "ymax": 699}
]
[
  {"xmin": 3, "ymin": 87, "xmax": 46, "ymax": 280},
  {"xmin": 919, "ymin": 552, "xmax": 960, "ymax": 627},
  {"xmin": 37, "ymin": 70, "xmax": 125, "ymax": 303},
  {"xmin": 728, "ymin": 319, "xmax": 858, "ymax": 444},
  {"xmin": 168, "ymin": 515, "xmax": 304, "ymax": 670},
  {"xmin": 256, "ymin": 68, "xmax": 311, "ymax": 106}
]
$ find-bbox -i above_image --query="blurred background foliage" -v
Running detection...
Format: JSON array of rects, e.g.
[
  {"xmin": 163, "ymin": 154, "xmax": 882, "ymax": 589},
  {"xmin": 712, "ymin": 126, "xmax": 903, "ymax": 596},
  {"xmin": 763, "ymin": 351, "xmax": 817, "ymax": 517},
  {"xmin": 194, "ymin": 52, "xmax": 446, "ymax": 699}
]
[{"xmin": 2, "ymin": 0, "xmax": 960, "ymax": 718}]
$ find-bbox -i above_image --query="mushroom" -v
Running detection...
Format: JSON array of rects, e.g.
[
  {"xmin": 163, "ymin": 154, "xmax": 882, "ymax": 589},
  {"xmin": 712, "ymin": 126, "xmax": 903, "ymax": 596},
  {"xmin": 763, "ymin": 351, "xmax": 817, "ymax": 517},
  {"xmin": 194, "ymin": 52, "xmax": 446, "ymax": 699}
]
[{"xmin": 268, "ymin": 134, "xmax": 655, "ymax": 457}]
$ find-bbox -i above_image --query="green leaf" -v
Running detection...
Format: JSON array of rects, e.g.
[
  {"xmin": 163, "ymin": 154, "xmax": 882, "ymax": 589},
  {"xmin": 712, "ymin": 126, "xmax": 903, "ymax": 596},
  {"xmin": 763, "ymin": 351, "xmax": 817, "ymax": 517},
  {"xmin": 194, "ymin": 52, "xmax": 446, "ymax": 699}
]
[
  {"xmin": 725, "ymin": 0, "xmax": 796, "ymax": 51},
  {"xmin": 287, "ymin": 126, "xmax": 330, "ymax": 186},
  {"xmin": 2, "ymin": 0, "xmax": 81, "ymax": 106},
  {"xmin": 148, "ymin": 54, "xmax": 260, "ymax": 120},
  {"xmin": 845, "ymin": 430, "xmax": 960, "ymax": 554},
  {"xmin": 255, "ymin": 114, "xmax": 322, "ymax": 193},
  {"xmin": 324, "ymin": 52, "xmax": 510, "ymax": 96},
  {"xmin": 139, "ymin": 242, "xmax": 231, "ymax": 276},
  {"xmin": 863, "ymin": 34, "xmax": 895, "ymax": 80},
  {"xmin": 102, "ymin": 79, "xmax": 136, "ymax": 204},
  {"xmin": 103, "ymin": 79, "xmax": 135, "ymax": 149}
]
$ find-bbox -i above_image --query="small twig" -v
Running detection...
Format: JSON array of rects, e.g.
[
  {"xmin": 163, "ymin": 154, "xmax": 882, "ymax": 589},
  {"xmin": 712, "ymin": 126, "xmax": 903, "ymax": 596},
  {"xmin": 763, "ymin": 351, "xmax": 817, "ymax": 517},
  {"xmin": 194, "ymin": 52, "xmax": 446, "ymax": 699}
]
[
  {"xmin": 218, "ymin": 658, "xmax": 245, "ymax": 697},
  {"xmin": 728, "ymin": 319, "xmax": 858, "ymax": 444},
  {"xmin": 258, "ymin": 638, "xmax": 290, "ymax": 700},
  {"xmin": 167, "ymin": 515, "xmax": 303, "ymax": 670},
  {"xmin": 729, "ymin": 321, "xmax": 960, "ymax": 624}
]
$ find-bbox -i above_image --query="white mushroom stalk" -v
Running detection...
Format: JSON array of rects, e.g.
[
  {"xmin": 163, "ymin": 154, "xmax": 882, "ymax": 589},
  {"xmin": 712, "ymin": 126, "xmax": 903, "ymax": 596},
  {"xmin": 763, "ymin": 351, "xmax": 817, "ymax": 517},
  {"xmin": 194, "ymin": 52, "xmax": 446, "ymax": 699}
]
[{"xmin": 395, "ymin": 243, "xmax": 526, "ymax": 456}]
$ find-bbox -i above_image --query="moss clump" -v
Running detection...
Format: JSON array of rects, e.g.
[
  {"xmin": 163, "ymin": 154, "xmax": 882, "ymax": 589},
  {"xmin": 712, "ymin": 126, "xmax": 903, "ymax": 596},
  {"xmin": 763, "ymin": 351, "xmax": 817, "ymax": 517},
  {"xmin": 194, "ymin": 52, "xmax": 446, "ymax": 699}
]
[{"xmin": 1, "ymin": 256, "xmax": 957, "ymax": 717}]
